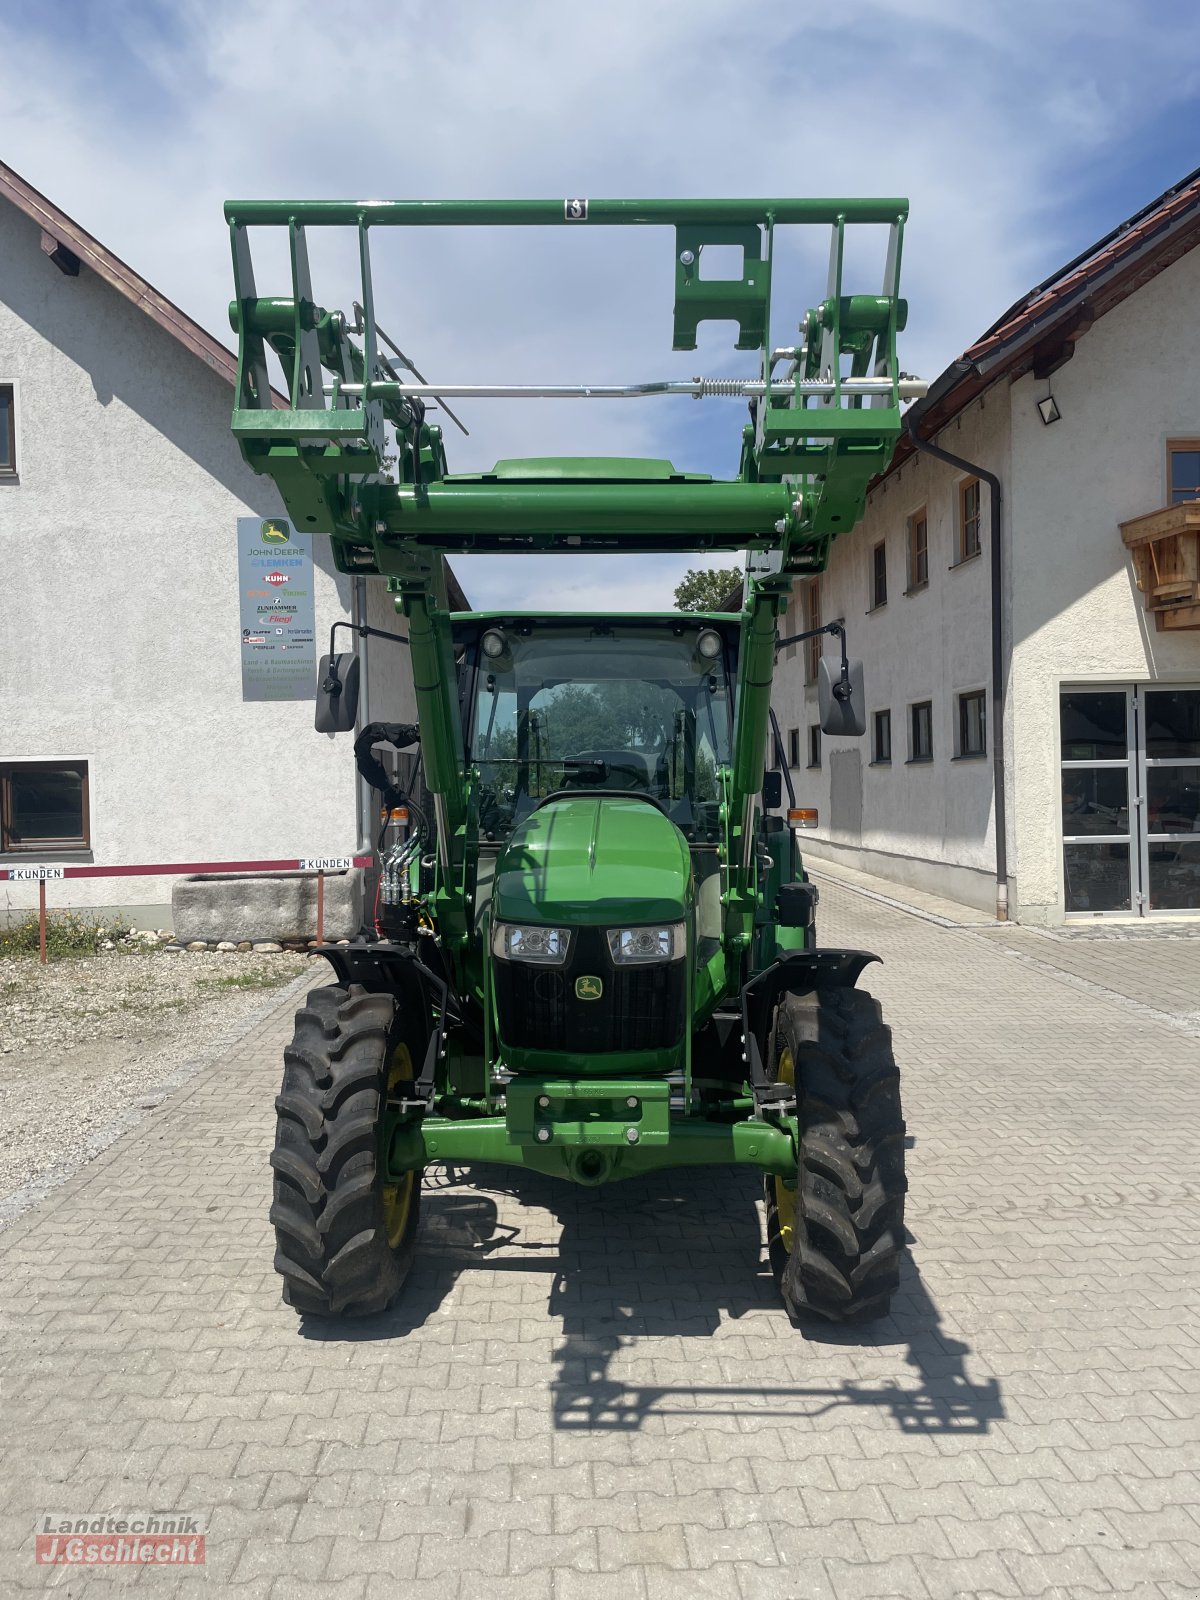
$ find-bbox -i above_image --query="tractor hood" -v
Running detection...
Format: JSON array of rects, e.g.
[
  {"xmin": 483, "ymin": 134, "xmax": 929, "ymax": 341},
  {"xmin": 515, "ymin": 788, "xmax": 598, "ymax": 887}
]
[{"xmin": 492, "ymin": 796, "xmax": 691, "ymax": 927}]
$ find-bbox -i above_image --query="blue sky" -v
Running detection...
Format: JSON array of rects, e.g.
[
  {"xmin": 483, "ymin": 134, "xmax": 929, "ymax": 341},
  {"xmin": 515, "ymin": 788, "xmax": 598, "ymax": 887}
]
[{"xmin": 2, "ymin": 0, "xmax": 1199, "ymax": 609}]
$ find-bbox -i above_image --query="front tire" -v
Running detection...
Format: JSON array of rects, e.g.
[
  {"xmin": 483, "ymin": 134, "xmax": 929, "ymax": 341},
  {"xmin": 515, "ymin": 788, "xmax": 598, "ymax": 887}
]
[
  {"xmin": 764, "ymin": 986, "xmax": 906, "ymax": 1323},
  {"xmin": 270, "ymin": 984, "xmax": 422, "ymax": 1317}
]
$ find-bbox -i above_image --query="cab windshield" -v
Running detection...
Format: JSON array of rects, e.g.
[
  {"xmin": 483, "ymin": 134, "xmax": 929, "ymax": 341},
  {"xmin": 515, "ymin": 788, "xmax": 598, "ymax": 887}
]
[{"xmin": 469, "ymin": 623, "xmax": 732, "ymax": 838}]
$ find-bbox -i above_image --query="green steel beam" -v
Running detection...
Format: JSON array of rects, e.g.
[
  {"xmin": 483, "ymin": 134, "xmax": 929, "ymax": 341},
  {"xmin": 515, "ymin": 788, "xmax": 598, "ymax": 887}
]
[
  {"xmin": 728, "ymin": 579, "xmax": 787, "ymax": 937},
  {"xmin": 395, "ymin": 582, "xmax": 468, "ymax": 848},
  {"xmin": 390, "ymin": 1113, "xmax": 798, "ymax": 1184},
  {"xmin": 225, "ymin": 197, "xmax": 907, "ymax": 227},
  {"xmin": 369, "ymin": 482, "xmax": 797, "ymax": 546}
]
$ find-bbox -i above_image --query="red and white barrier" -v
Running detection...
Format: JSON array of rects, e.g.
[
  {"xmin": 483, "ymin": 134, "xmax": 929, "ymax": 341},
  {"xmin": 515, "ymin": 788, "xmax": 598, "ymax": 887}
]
[{"xmin": 1, "ymin": 855, "xmax": 372, "ymax": 964}]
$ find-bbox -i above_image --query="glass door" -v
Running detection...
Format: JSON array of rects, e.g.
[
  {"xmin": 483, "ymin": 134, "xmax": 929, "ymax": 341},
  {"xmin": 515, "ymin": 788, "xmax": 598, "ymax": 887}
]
[
  {"xmin": 1060, "ymin": 689, "xmax": 1136, "ymax": 915},
  {"xmin": 1140, "ymin": 688, "xmax": 1200, "ymax": 915}
]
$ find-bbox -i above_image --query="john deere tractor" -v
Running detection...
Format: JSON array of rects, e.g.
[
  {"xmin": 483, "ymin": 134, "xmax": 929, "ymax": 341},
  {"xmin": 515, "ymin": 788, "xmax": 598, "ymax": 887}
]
[{"xmin": 226, "ymin": 197, "xmax": 919, "ymax": 1322}]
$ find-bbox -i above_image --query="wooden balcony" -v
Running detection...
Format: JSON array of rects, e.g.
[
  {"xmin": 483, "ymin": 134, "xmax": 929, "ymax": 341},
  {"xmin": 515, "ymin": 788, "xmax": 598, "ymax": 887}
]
[{"xmin": 1120, "ymin": 500, "xmax": 1200, "ymax": 630}]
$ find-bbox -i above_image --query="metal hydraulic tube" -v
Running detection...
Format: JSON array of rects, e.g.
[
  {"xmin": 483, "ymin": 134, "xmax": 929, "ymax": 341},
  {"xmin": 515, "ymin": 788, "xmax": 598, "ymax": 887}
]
[{"xmin": 342, "ymin": 377, "xmax": 929, "ymax": 402}]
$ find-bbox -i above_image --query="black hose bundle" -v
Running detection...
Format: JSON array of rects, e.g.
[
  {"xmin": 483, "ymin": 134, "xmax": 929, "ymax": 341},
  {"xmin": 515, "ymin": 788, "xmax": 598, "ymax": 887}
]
[{"xmin": 353, "ymin": 722, "xmax": 420, "ymax": 812}]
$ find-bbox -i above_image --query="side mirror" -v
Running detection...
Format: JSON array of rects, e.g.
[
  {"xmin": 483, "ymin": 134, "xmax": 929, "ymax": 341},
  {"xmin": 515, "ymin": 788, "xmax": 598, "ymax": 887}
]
[
  {"xmin": 315, "ymin": 652, "xmax": 360, "ymax": 733},
  {"xmin": 762, "ymin": 769, "xmax": 783, "ymax": 809},
  {"xmin": 818, "ymin": 655, "xmax": 866, "ymax": 738}
]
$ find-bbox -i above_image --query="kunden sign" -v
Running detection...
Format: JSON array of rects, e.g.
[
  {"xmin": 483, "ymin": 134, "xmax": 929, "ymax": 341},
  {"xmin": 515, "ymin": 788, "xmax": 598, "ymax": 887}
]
[{"xmin": 237, "ymin": 518, "xmax": 316, "ymax": 701}]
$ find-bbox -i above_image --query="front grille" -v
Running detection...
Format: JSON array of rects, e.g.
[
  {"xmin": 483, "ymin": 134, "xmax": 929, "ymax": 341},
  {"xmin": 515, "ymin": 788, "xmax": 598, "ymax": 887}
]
[{"xmin": 494, "ymin": 927, "xmax": 685, "ymax": 1055}]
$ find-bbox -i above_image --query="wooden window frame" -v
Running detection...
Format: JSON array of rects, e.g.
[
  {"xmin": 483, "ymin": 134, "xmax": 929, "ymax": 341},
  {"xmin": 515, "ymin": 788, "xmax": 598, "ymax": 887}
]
[
  {"xmin": 908, "ymin": 701, "xmax": 933, "ymax": 763},
  {"xmin": 0, "ymin": 761, "xmax": 91, "ymax": 852},
  {"xmin": 872, "ymin": 708, "xmax": 892, "ymax": 765},
  {"xmin": 803, "ymin": 578, "xmax": 821, "ymax": 685},
  {"xmin": 956, "ymin": 690, "xmax": 987, "ymax": 758},
  {"xmin": 1167, "ymin": 437, "xmax": 1200, "ymax": 505},
  {"xmin": 906, "ymin": 507, "xmax": 928, "ymax": 592},
  {"xmin": 870, "ymin": 540, "xmax": 887, "ymax": 610},
  {"xmin": 0, "ymin": 383, "xmax": 16, "ymax": 478},
  {"xmin": 957, "ymin": 478, "xmax": 982, "ymax": 564},
  {"xmin": 807, "ymin": 724, "xmax": 822, "ymax": 769}
]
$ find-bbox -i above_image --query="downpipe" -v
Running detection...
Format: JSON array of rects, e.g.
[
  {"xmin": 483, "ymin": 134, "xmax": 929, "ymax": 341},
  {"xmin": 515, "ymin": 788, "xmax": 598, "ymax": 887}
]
[{"xmin": 904, "ymin": 413, "xmax": 1009, "ymax": 921}]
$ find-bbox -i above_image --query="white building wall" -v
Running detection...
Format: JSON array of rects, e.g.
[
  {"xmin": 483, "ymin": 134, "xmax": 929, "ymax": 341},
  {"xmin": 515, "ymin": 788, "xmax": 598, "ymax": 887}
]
[
  {"xmin": 772, "ymin": 395, "xmax": 1007, "ymax": 912},
  {"xmin": 0, "ymin": 203, "xmax": 366, "ymax": 922},
  {"xmin": 363, "ymin": 577, "xmax": 418, "ymax": 726},
  {"xmin": 1006, "ymin": 244, "xmax": 1200, "ymax": 923},
  {"xmin": 350, "ymin": 574, "xmax": 421, "ymax": 846},
  {"xmin": 773, "ymin": 241, "xmax": 1200, "ymax": 924}
]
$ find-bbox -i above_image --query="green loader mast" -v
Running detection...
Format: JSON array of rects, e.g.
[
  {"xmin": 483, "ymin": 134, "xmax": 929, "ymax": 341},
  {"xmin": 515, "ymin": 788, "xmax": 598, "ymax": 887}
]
[{"xmin": 228, "ymin": 196, "xmax": 918, "ymax": 1324}]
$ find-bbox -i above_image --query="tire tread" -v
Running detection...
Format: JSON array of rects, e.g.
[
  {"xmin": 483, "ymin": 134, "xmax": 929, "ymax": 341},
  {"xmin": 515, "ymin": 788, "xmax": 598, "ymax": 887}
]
[
  {"xmin": 270, "ymin": 982, "xmax": 421, "ymax": 1318},
  {"xmin": 765, "ymin": 985, "xmax": 906, "ymax": 1324}
]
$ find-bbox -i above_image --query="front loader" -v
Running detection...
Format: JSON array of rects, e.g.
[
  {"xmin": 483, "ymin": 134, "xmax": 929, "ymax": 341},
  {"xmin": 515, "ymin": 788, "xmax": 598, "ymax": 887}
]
[{"xmin": 227, "ymin": 196, "xmax": 920, "ymax": 1322}]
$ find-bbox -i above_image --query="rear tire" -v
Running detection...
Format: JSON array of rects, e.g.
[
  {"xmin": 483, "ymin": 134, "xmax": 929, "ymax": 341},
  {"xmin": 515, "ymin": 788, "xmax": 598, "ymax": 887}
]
[
  {"xmin": 764, "ymin": 986, "xmax": 906, "ymax": 1323},
  {"xmin": 270, "ymin": 983, "xmax": 422, "ymax": 1317}
]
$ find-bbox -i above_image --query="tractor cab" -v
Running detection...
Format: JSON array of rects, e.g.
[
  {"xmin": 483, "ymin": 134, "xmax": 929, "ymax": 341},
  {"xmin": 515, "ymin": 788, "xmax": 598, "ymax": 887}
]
[{"xmin": 457, "ymin": 611, "xmax": 736, "ymax": 842}]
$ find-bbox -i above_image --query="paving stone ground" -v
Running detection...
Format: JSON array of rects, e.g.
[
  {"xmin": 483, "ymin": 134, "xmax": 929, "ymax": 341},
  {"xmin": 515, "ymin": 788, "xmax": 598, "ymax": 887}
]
[{"xmin": 2, "ymin": 880, "xmax": 1199, "ymax": 1598}]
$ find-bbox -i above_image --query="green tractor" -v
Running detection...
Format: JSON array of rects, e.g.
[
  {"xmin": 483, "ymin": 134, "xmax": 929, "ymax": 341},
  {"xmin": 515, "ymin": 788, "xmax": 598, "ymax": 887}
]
[{"xmin": 226, "ymin": 197, "xmax": 919, "ymax": 1323}]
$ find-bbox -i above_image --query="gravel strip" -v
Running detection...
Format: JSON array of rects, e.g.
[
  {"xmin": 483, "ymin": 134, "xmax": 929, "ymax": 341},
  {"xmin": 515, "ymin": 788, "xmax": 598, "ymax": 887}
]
[{"xmin": 0, "ymin": 950, "xmax": 312, "ymax": 1216}]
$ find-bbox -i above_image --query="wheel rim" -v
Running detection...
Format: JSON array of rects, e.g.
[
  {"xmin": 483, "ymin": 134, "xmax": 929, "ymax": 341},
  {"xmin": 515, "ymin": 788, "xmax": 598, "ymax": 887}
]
[
  {"xmin": 381, "ymin": 1043, "xmax": 416, "ymax": 1249},
  {"xmin": 772, "ymin": 1044, "xmax": 797, "ymax": 1253}
]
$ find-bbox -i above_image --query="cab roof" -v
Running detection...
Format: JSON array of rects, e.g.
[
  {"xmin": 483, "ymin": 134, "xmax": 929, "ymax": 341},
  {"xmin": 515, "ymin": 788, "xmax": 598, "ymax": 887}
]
[{"xmin": 443, "ymin": 457, "xmax": 713, "ymax": 485}]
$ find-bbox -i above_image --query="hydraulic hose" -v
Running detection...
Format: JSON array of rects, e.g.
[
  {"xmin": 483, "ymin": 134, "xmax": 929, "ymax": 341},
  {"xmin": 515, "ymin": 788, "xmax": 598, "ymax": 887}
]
[{"xmin": 354, "ymin": 722, "xmax": 420, "ymax": 813}]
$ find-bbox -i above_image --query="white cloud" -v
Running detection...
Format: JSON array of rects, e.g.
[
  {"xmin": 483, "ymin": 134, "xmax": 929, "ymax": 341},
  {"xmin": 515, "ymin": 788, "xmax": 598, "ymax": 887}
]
[{"xmin": 3, "ymin": 0, "xmax": 1199, "ymax": 608}]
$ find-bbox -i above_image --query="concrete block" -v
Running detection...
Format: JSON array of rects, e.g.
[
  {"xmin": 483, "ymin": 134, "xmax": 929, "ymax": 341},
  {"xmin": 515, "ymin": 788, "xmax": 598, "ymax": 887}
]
[{"xmin": 171, "ymin": 869, "xmax": 363, "ymax": 944}]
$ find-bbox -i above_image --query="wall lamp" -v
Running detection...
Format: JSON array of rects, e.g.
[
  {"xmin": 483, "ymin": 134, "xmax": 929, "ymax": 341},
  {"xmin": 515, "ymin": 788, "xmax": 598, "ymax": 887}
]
[{"xmin": 1037, "ymin": 394, "xmax": 1062, "ymax": 426}]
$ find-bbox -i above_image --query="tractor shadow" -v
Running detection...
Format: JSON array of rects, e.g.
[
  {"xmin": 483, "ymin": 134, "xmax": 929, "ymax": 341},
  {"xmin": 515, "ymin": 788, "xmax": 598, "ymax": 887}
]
[{"xmin": 300, "ymin": 1162, "xmax": 1003, "ymax": 1437}]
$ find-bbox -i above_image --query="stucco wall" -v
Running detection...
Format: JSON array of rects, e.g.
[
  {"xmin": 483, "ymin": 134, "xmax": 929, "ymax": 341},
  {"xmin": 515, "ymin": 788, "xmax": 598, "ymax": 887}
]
[
  {"xmin": 0, "ymin": 203, "xmax": 371, "ymax": 919},
  {"xmin": 772, "ymin": 394, "xmax": 1008, "ymax": 912},
  {"xmin": 363, "ymin": 577, "xmax": 418, "ymax": 726},
  {"xmin": 773, "ymin": 242, "xmax": 1200, "ymax": 923},
  {"xmin": 1006, "ymin": 244, "xmax": 1200, "ymax": 923}
]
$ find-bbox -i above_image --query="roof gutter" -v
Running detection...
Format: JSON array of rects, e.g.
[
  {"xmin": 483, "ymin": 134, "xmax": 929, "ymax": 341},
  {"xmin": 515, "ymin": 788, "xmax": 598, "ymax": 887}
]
[{"xmin": 903, "ymin": 410, "xmax": 1008, "ymax": 921}]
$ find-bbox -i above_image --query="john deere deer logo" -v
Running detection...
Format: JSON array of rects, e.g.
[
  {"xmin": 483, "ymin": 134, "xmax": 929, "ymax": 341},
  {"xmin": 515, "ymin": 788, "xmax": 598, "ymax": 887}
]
[
  {"xmin": 575, "ymin": 975, "xmax": 603, "ymax": 1001},
  {"xmin": 260, "ymin": 520, "xmax": 290, "ymax": 543}
]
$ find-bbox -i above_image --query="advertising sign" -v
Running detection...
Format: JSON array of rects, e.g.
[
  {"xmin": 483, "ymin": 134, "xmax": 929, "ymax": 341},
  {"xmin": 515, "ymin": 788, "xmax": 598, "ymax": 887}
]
[{"xmin": 237, "ymin": 517, "xmax": 316, "ymax": 701}]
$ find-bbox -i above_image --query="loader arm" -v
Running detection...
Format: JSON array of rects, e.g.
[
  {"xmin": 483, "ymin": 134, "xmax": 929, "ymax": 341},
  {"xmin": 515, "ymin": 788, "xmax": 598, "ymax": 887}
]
[{"xmin": 225, "ymin": 196, "xmax": 918, "ymax": 960}]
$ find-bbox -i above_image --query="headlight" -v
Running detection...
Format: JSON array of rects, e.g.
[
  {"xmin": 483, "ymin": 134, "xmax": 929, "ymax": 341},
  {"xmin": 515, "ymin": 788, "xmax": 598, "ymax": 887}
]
[
  {"xmin": 492, "ymin": 921, "xmax": 571, "ymax": 965},
  {"xmin": 606, "ymin": 922, "xmax": 686, "ymax": 964}
]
